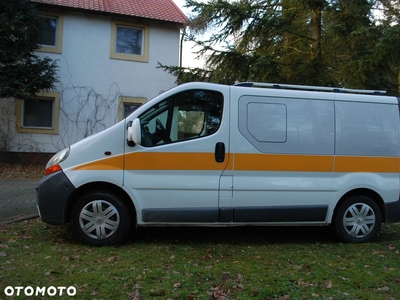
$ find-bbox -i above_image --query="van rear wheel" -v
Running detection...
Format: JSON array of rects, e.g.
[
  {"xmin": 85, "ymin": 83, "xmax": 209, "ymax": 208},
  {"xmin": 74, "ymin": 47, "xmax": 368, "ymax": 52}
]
[
  {"xmin": 334, "ymin": 195, "xmax": 381, "ymax": 243},
  {"xmin": 71, "ymin": 191, "xmax": 131, "ymax": 246}
]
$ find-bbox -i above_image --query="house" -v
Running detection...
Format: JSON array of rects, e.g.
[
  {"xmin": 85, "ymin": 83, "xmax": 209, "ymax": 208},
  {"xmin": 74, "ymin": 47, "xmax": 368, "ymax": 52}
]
[{"xmin": 1, "ymin": 0, "xmax": 187, "ymax": 154}]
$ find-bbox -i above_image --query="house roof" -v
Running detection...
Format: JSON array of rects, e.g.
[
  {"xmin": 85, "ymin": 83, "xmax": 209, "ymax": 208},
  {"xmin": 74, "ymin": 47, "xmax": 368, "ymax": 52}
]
[{"xmin": 32, "ymin": 0, "xmax": 188, "ymax": 24}]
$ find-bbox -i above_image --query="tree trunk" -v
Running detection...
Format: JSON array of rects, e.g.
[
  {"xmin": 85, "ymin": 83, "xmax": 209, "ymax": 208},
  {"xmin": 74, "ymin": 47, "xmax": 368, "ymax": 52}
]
[
  {"xmin": 310, "ymin": 7, "xmax": 322, "ymax": 61},
  {"xmin": 308, "ymin": 1, "xmax": 324, "ymax": 84},
  {"xmin": 281, "ymin": 0, "xmax": 296, "ymax": 82}
]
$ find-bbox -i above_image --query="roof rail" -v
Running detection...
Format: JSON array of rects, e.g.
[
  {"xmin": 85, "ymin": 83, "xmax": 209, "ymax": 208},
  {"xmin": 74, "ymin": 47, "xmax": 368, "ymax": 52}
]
[{"xmin": 234, "ymin": 82, "xmax": 387, "ymax": 95}]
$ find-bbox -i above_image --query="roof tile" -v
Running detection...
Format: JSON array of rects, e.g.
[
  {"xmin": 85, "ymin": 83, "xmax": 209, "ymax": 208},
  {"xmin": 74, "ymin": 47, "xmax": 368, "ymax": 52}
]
[{"xmin": 32, "ymin": 0, "xmax": 188, "ymax": 24}]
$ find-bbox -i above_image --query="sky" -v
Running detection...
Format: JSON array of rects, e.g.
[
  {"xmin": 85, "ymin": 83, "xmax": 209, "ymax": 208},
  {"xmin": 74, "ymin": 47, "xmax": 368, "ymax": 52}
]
[{"xmin": 172, "ymin": 0, "xmax": 206, "ymax": 68}]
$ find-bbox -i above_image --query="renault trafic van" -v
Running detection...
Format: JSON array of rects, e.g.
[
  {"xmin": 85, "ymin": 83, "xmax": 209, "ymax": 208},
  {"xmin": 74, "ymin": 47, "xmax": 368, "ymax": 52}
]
[{"xmin": 36, "ymin": 82, "xmax": 400, "ymax": 246}]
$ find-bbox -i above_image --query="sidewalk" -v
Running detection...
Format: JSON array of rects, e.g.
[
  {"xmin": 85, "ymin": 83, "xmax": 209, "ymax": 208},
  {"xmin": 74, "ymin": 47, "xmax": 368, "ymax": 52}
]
[{"xmin": 0, "ymin": 178, "xmax": 38, "ymax": 224}]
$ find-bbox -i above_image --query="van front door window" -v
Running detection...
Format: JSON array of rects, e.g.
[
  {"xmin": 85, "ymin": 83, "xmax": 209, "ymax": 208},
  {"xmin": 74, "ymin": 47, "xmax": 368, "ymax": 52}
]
[{"xmin": 138, "ymin": 90, "xmax": 223, "ymax": 147}]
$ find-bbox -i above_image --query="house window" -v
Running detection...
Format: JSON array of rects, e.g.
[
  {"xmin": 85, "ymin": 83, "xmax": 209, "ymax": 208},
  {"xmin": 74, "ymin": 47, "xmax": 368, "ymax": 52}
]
[
  {"xmin": 37, "ymin": 13, "xmax": 63, "ymax": 54},
  {"xmin": 111, "ymin": 21, "xmax": 149, "ymax": 62},
  {"xmin": 23, "ymin": 99, "xmax": 53, "ymax": 127},
  {"xmin": 116, "ymin": 26, "xmax": 143, "ymax": 55},
  {"xmin": 118, "ymin": 96, "xmax": 146, "ymax": 120},
  {"xmin": 16, "ymin": 91, "xmax": 60, "ymax": 134},
  {"xmin": 40, "ymin": 16, "xmax": 57, "ymax": 46}
]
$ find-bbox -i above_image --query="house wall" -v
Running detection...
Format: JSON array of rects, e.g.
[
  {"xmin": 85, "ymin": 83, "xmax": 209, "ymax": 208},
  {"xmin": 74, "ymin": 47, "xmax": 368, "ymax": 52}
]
[{"xmin": 7, "ymin": 10, "xmax": 180, "ymax": 153}]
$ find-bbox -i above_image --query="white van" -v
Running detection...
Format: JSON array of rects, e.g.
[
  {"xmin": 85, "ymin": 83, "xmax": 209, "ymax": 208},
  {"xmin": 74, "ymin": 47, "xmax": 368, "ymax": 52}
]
[{"xmin": 36, "ymin": 82, "xmax": 400, "ymax": 246}]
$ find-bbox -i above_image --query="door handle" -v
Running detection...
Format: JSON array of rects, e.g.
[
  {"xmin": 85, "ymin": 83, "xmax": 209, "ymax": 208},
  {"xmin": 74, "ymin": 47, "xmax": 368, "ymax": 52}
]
[{"xmin": 215, "ymin": 142, "xmax": 225, "ymax": 163}]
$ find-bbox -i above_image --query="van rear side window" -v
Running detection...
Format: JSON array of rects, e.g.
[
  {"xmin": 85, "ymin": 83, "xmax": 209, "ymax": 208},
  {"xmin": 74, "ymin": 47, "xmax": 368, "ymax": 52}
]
[
  {"xmin": 335, "ymin": 101, "xmax": 400, "ymax": 156},
  {"xmin": 247, "ymin": 102, "xmax": 287, "ymax": 143}
]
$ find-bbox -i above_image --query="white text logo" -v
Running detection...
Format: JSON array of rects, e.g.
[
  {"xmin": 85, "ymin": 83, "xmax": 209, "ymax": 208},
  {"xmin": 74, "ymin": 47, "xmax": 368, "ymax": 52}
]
[{"xmin": 4, "ymin": 286, "xmax": 76, "ymax": 297}]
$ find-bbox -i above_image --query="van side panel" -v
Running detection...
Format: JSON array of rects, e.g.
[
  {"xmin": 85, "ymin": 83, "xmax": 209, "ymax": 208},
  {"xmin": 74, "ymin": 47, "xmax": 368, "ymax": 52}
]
[
  {"xmin": 231, "ymin": 89, "xmax": 399, "ymax": 225},
  {"xmin": 329, "ymin": 100, "xmax": 400, "ymax": 219},
  {"xmin": 231, "ymin": 93, "xmax": 335, "ymax": 223}
]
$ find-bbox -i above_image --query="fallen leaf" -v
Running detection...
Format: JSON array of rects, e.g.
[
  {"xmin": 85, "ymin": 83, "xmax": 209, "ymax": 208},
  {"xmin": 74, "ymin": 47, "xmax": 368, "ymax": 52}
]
[
  {"xmin": 173, "ymin": 282, "xmax": 181, "ymax": 288},
  {"xmin": 377, "ymin": 286, "xmax": 389, "ymax": 292},
  {"xmin": 233, "ymin": 284, "xmax": 244, "ymax": 290},
  {"xmin": 339, "ymin": 276, "xmax": 350, "ymax": 282},
  {"xmin": 298, "ymin": 279, "xmax": 313, "ymax": 287},
  {"xmin": 323, "ymin": 280, "xmax": 333, "ymax": 289},
  {"xmin": 127, "ymin": 289, "xmax": 142, "ymax": 300},
  {"xmin": 312, "ymin": 293, "xmax": 320, "ymax": 297}
]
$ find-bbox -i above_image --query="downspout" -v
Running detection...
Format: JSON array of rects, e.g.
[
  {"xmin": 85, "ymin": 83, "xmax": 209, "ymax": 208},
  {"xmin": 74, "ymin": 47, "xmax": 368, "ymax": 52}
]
[
  {"xmin": 180, "ymin": 27, "xmax": 185, "ymax": 68},
  {"xmin": 178, "ymin": 26, "xmax": 186, "ymax": 84}
]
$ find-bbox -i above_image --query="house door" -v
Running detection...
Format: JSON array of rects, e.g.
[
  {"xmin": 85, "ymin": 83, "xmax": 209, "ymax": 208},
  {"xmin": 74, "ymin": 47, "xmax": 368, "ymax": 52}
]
[{"xmin": 123, "ymin": 88, "xmax": 230, "ymax": 223}]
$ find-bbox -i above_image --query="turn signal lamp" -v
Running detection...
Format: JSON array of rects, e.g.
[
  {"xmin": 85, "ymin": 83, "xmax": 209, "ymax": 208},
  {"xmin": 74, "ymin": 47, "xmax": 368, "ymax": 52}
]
[{"xmin": 44, "ymin": 147, "xmax": 70, "ymax": 175}]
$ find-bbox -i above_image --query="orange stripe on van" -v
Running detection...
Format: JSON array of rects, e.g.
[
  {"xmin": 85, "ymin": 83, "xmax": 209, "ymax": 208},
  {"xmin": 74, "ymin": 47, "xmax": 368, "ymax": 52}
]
[
  {"xmin": 234, "ymin": 153, "xmax": 334, "ymax": 172},
  {"xmin": 70, "ymin": 152, "xmax": 399, "ymax": 173},
  {"xmin": 71, "ymin": 155, "xmax": 123, "ymax": 171},
  {"xmin": 125, "ymin": 152, "xmax": 233, "ymax": 171},
  {"xmin": 335, "ymin": 156, "xmax": 399, "ymax": 173}
]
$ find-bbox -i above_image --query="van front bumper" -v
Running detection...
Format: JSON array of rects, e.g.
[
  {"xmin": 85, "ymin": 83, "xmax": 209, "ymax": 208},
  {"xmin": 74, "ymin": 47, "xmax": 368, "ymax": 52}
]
[{"xmin": 36, "ymin": 171, "xmax": 76, "ymax": 225}]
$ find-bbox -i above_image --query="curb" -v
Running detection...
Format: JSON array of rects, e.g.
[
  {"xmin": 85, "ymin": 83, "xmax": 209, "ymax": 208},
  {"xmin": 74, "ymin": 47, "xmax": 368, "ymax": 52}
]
[{"xmin": 0, "ymin": 214, "xmax": 39, "ymax": 225}]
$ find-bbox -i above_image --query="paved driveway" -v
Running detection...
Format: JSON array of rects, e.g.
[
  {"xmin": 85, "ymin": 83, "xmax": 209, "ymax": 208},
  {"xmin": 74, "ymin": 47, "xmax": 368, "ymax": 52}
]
[{"xmin": 0, "ymin": 178, "xmax": 38, "ymax": 223}]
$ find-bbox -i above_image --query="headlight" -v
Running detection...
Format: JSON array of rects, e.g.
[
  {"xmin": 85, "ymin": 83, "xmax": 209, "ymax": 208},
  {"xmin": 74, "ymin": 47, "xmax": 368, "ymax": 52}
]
[{"xmin": 45, "ymin": 147, "xmax": 70, "ymax": 175}]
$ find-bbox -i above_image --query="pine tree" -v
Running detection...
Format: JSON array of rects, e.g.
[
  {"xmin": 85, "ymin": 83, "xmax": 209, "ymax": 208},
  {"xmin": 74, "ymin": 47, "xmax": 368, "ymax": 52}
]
[
  {"xmin": 161, "ymin": 0, "xmax": 400, "ymax": 95},
  {"xmin": 0, "ymin": 0, "xmax": 58, "ymax": 98}
]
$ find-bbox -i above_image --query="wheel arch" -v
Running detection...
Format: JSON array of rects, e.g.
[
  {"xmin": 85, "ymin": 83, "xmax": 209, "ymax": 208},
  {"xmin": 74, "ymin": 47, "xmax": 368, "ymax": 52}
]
[
  {"xmin": 334, "ymin": 188, "xmax": 386, "ymax": 222},
  {"xmin": 65, "ymin": 182, "xmax": 137, "ymax": 225}
]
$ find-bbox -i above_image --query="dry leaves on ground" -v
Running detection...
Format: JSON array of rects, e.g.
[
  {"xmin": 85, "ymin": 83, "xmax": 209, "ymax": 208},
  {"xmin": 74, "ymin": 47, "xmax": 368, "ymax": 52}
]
[{"xmin": 0, "ymin": 164, "xmax": 44, "ymax": 179}]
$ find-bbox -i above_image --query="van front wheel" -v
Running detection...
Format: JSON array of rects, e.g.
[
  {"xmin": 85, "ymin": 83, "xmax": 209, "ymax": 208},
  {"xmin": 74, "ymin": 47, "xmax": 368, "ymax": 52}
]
[
  {"xmin": 334, "ymin": 196, "xmax": 381, "ymax": 243},
  {"xmin": 71, "ymin": 192, "xmax": 131, "ymax": 246}
]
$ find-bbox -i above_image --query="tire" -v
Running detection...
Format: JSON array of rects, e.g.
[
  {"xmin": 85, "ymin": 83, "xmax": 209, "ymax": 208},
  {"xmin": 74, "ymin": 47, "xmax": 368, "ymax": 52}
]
[
  {"xmin": 333, "ymin": 195, "xmax": 382, "ymax": 243},
  {"xmin": 70, "ymin": 191, "xmax": 131, "ymax": 246}
]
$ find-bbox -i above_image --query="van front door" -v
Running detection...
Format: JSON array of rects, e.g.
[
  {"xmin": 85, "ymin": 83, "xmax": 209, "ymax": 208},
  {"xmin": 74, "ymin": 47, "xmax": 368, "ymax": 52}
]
[{"xmin": 124, "ymin": 88, "xmax": 230, "ymax": 224}]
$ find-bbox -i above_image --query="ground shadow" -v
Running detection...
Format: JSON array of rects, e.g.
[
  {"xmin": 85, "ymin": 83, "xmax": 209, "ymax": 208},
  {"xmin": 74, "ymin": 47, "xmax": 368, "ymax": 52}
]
[
  {"xmin": 126, "ymin": 225, "xmax": 338, "ymax": 246},
  {"xmin": 51, "ymin": 222, "xmax": 399, "ymax": 247}
]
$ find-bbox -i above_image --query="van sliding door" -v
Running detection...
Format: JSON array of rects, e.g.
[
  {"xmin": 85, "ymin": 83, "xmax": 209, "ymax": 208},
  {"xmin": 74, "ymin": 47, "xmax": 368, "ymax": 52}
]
[{"xmin": 232, "ymin": 94, "xmax": 335, "ymax": 223}]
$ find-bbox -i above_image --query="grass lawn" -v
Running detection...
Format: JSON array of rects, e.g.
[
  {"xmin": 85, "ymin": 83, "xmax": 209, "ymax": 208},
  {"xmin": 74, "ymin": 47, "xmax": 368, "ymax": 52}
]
[{"xmin": 1, "ymin": 219, "xmax": 400, "ymax": 299}]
